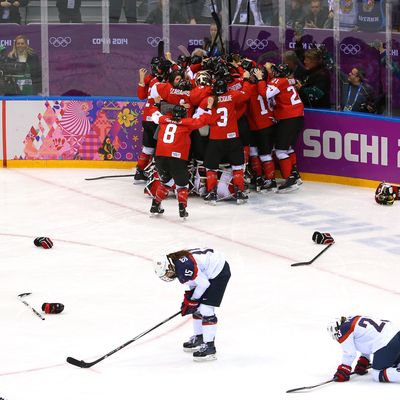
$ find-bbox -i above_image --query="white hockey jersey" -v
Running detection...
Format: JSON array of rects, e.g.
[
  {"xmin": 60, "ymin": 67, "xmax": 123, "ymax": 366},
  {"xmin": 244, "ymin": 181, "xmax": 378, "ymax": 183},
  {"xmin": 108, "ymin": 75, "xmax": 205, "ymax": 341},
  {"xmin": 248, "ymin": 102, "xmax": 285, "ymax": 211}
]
[{"xmin": 337, "ymin": 316, "xmax": 399, "ymax": 366}]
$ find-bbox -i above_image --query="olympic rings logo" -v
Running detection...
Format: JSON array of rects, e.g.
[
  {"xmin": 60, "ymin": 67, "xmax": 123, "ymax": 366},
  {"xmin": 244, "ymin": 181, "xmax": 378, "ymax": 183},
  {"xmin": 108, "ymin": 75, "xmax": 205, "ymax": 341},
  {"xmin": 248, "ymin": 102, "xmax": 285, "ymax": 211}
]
[
  {"xmin": 49, "ymin": 37, "xmax": 72, "ymax": 47},
  {"xmin": 147, "ymin": 36, "xmax": 162, "ymax": 48},
  {"xmin": 246, "ymin": 39, "xmax": 268, "ymax": 50},
  {"xmin": 340, "ymin": 43, "xmax": 361, "ymax": 55}
]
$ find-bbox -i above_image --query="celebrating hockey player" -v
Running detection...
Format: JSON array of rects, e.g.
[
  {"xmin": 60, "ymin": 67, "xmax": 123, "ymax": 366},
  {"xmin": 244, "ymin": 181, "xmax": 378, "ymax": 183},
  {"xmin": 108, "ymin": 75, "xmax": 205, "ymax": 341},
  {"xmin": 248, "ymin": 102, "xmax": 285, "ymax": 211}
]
[
  {"xmin": 154, "ymin": 247, "xmax": 231, "ymax": 361},
  {"xmin": 327, "ymin": 315, "xmax": 400, "ymax": 383}
]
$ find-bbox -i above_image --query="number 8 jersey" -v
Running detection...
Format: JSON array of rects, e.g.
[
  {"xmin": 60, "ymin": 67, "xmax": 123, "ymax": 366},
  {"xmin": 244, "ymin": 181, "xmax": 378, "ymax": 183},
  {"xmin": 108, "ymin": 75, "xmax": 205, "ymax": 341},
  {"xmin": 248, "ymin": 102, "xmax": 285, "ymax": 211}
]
[{"xmin": 337, "ymin": 316, "xmax": 399, "ymax": 366}]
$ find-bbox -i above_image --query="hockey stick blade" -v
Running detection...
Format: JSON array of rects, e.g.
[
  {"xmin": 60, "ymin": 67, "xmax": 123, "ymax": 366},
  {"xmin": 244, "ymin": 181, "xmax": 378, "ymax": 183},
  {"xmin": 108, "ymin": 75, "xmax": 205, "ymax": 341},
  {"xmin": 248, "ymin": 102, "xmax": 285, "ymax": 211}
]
[
  {"xmin": 286, "ymin": 379, "xmax": 334, "ymax": 393},
  {"xmin": 177, "ymin": 45, "xmax": 190, "ymax": 57},
  {"xmin": 291, "ymin": 243, "xmax": 333, "ymax": 267},
  {"xmin": 286, "ymin": 367, "xmax": 370, "ymax": 393},
  {"xmin": 85, "ymin": 174, "xmax": 134, "ymax": 181},
  {"xmin": 66, "ymin": 311, "xmax": 181, "ymax": 369},
  {"xmin": 66, "ymin": 357, "xmax": 95, "ymax": 368}
]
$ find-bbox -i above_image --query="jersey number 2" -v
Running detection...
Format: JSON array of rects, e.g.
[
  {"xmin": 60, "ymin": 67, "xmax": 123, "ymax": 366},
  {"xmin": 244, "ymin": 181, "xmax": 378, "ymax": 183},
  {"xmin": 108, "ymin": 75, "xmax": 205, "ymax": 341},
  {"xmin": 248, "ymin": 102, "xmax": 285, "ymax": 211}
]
[{"xmin": 358, "ymin": 318, "xmax": 387, "ymax": 332}]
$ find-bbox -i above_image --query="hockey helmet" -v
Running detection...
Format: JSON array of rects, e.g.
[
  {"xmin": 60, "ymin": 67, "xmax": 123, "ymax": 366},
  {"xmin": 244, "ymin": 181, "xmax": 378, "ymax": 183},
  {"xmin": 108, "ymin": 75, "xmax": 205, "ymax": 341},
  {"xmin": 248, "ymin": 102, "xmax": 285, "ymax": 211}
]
[
  {"xmin": 194, "ymin": 71, "xmax": 212, "ymax": 86},
  {"xmin": 375, "ymin": 182, "xmax": 395, "ymax": 205},
  {"xmin": 327, "ymin": 317, "xmax": 346, "ymax": 341},
  {"xmin": 177, "ymin": 79, "xmax": 192, "ymax": 91},
  {"xmin": 213, "ymin": 79, "xmax": 228, "ymax": 95},
  {"xmin": 154, "ymin": 255, "xmax": 176, "ymax": 282},
  {"xmin": 177, "ymin": 54, "xmax": 191, "ymax": 68},
  {"xmin": 271, "ymin": 63, "xmax": 292, "ymax": 78},
  {"xmin": 172, "ymin": 105, "xmax": 187, "ymax": 120}
]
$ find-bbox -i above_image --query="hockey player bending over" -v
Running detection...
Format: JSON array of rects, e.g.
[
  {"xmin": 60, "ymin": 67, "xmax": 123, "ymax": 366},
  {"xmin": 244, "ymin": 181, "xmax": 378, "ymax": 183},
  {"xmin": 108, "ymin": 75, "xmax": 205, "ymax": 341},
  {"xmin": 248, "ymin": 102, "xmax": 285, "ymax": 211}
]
[
  {"xmin": 375, "ymin": 182, "xmax": 399, "ymax": 205},
  {"xmin": 154, "ymin": 247, "xmax": 231, "ymax": 361},
  {"xmin": 327, "ymin": 316, "xmax": 400, "ymax": 383}
]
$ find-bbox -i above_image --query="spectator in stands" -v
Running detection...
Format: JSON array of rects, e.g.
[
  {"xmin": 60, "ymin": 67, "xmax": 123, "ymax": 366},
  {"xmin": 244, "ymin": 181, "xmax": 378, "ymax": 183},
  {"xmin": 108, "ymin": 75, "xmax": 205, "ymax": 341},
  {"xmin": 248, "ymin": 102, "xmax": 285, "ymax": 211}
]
[
  {"xmin": 56, "ymin": 0, "xmax": 82, "ymax": 23},
  {"xmin": 202, "ymin": 22, "xmax": 223, "ymax": 57},
  {"xmin": 283, "ymin": 50, "xmax": 306, "ymax": 81},
  {"xmin": 338, "ymin": 0, "xmax": 358, "ymax": 30},
  {"xmin": 296, "ymin": 47, "xmax": 331, "ymax": 109},
  {"xmin": 232, "ymin": 0, "xmax": 264, "ymax": 26},
  {"xmin": 185, "ymin": 0, "xmax": 221, "ymax": 24},
  {"xmin": 0, "ymin": 0, "xmax": 28, "ymax": 24},
  {"xmin": 304, "ymin": 0, "xmax": 331, "ymax": 28},
  {"xmin": 109, "ymin": 0, "xmax": 136, "ymax": 23},
  {"xmin": 356, "ymin": 0, "xmax": 386, "ymax": 32},
  {"xmin": 286, "ymin": 0, "xmax": 307, "ymax": 28},
  {"xmin": 145, "ymin": 0, "xmax": 186, "ymax": 24},
  {"xmin": 260, "ymin": 0, "xmax": 279, "ymax": 26},
  {"xmin": 7, "ymin": 34, "xmax": 41, "ymax": 95},
  {"xmin": 340, "ymin": 67, "xmax": 376, "ymax": 112}
]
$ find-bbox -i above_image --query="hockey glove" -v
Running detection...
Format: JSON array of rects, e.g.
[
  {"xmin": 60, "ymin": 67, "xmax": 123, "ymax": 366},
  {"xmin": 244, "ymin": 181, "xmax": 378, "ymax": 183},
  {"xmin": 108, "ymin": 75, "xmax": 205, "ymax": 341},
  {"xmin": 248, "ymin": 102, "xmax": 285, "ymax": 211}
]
[
  {"xmin": 334, "ymin": 364, "xmax": 351, "ymax": 382},
  {"xmin": 180, "ymin": 297, "xmax": 200, "ymax": 316},
  {"xmin": 354, "ymin": 356, "xmax": 370, "ymax": 375},
  {"xmin": 312, "ymin": 231, "xmax": 334, "ymax": 244}
]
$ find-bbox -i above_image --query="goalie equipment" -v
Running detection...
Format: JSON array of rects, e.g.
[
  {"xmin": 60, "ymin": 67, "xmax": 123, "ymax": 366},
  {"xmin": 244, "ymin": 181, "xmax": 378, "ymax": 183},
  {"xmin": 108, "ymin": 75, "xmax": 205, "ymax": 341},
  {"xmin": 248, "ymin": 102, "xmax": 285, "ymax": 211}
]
[
  {"xmin": 154, "ymin": 255, "xmax": 176, "ymax": 282},
  {"xmin": 194, "ymin": 71, "xmax": 212, "ymax": 87},
  {"xmin": 42, "ymin": 302, "xmax": 64, "ymax": 314},
  {"xmin": 312, "ymin": 231, "xmax": 335, "ymax": 244},
  {"xmin": 375, "ymin": 182, "xmax": 395, "ymax": 205},
  {"xmin": 327, "ymin": 317, "xmax": 347, "ymax": 340}
]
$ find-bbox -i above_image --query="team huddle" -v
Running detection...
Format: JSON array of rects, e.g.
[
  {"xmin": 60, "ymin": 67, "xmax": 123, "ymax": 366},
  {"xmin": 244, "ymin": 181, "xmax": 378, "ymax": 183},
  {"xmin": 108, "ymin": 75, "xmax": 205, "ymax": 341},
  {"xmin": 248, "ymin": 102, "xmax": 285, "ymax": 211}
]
[{"xmin": 135, "ymin": 51, "xmax": 305, "ymax": 219}]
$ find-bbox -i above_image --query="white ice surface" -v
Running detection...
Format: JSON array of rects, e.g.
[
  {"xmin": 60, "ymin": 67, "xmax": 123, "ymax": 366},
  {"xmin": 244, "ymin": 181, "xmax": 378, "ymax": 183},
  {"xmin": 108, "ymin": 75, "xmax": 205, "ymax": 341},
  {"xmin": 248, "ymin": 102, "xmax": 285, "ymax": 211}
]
[{"xmin": 1, "ymin": 168, "xmax": 399, "ymax": 400}]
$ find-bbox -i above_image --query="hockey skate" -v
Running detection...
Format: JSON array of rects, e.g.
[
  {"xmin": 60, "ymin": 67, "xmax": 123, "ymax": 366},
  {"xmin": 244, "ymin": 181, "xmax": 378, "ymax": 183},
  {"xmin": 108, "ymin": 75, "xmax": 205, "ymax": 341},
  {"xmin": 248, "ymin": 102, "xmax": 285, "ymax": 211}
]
[
  {"xmin": 193, "ymin": 341, "xmax": 217, "ymax": 361},
  {"xmin": 291, "ymin": 166, "xmax": 303, "ymax": 185},
  {"xmin": 149, "ymin": 199, "xmax": 164, "ymax": 216},
  {"xmin": 183, "ymin": 334, "xmax": 203, "ymax": 352},
  {"xmin": 233, "ymin": 186, "xmax": 248, "ymax": 204},
  {"xmin": 277, "ymin": 176, "xmax": 299, "ymax": 193},
  {"xmin": 255, "ymin": 177, "xmax": 264, "ymax": 192},
  {"xmin": 261, "ymin": 179, "xmax": 277, "ymax": 192},
  {"xmin": 204, "ymin": 189, "xmax": 217, "ymax": 205},
  {"xmin": 179, "ymin": 203, "xmax": 188, "ymax": 219},
  {"xmin": 133, "ymin": 168, "xmax": 148, "ymax": 184}
]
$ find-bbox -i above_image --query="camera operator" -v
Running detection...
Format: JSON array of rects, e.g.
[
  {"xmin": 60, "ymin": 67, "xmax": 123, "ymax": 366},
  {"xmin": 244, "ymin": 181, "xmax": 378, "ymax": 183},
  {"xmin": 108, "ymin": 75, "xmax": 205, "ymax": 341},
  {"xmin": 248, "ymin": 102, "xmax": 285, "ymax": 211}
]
[
  {"xmin": 7, "ymin": 34, "xmax": 42, "ymax": 95},
  {"xmin": 0, "ymin": 0, "xmax": 28, "ymax": 24},
  {"xmin": 340, "ymin": 67, "xmax": 376, "ymax": 113}
]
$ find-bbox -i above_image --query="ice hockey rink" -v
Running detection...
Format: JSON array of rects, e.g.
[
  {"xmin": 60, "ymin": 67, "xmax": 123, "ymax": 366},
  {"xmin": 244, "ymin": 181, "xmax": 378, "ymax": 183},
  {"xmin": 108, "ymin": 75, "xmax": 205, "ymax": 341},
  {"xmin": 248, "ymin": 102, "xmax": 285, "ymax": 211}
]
[{"xmin": 1, "ymin": 167, "xmax": 399, "ymax": 400}]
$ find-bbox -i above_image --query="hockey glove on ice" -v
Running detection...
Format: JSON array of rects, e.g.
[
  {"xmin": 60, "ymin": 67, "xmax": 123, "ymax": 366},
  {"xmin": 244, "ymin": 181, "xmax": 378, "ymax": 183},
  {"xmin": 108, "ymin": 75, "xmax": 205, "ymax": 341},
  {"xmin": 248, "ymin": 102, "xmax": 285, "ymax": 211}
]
[
  {"xmin": 354, "ymin": 356, "xmax": 370, "ymax": 375},
  {"xmin": 334, "ymin": 364, "xmax": 351, "ymax": 382}
]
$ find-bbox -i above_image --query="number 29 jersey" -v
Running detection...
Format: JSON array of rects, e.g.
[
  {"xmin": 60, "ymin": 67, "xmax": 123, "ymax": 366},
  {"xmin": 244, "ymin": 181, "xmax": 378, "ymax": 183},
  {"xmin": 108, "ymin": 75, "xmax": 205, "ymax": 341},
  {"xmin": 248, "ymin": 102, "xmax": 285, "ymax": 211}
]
[{"xmin": 337, "ymin": 316, "xmax": 398, "ymax": 365}]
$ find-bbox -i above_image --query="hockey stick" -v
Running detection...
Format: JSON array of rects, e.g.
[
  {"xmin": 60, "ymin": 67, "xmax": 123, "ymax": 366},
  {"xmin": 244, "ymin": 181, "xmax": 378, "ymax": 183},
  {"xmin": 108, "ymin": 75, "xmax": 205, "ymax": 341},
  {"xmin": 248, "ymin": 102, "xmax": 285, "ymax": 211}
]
[
  {"xmin": 177, "ymin": 45, "xmax": 190, "ymax": 57},
  {"xmin": 158, "ymin": 40, "xmax": 165, "ymax": 58},
  {"xmin": 18, "ymin": 292, "xmax": 45, "ymax": 320},
  {"xmin": 286, "ymin": 367, "xmax": 371, "ymax": 393},
  {"xmin": 66, "ymin": 311, "xmax": 181, "ymax": 368},
  {"xmin": 291, "ymin": 243, "xmax": 333, "ymax": 267},
  {"xmin": 85, "ymin": 174, "xmax": 134, "ymax": 181}
]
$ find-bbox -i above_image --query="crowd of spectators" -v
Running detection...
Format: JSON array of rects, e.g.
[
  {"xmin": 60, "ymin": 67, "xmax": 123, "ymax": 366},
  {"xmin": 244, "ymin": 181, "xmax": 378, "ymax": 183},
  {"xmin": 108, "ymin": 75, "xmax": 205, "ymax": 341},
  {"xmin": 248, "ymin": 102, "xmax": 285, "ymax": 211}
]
[{"xmin": 0, "ymin": 0, "xmax": 398, "ymax": 30}]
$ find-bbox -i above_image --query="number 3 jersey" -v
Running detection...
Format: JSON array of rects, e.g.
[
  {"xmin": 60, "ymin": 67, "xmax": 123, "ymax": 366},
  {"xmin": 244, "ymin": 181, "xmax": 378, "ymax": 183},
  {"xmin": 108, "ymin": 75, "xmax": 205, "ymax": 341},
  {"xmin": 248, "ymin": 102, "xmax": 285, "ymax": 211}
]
[
  {"xmin": 337, "ymin": 316, "xmax": 399, "ymax": 366},
  {"xmin": 173, "ymin": 248, "xmax": 226, "ymax": 300}
]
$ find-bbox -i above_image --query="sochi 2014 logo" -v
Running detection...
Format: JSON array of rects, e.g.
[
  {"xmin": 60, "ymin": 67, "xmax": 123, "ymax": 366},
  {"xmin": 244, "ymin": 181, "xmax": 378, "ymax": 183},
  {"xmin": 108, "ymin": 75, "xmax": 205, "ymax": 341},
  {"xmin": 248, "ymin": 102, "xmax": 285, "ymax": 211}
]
[
  {"xmin": 246, "ymin": 39, "xmax": 268, "ymax": 50},
  {"xmin": 340, "ymin": 43, "xmax": 361, "ymax": 55},
  {"xmin": 147, "ymin": 36, "xmax": 162, "ymax": 48}
]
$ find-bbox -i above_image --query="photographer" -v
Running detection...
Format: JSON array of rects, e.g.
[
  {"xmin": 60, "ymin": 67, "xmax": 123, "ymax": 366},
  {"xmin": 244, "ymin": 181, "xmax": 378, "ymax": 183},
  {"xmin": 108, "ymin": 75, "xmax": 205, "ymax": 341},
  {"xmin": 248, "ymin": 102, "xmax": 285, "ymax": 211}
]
[
  {"xmin": 339, "ymin": 67, "xmax": 376, "ymax": 113},
  {"xmin": 0, "ymin": 0, "xmax": 28, "ymax": 24},
  {"xmin": 7, "ymin": 35, "xmax": 42, "ymax": 95}
]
